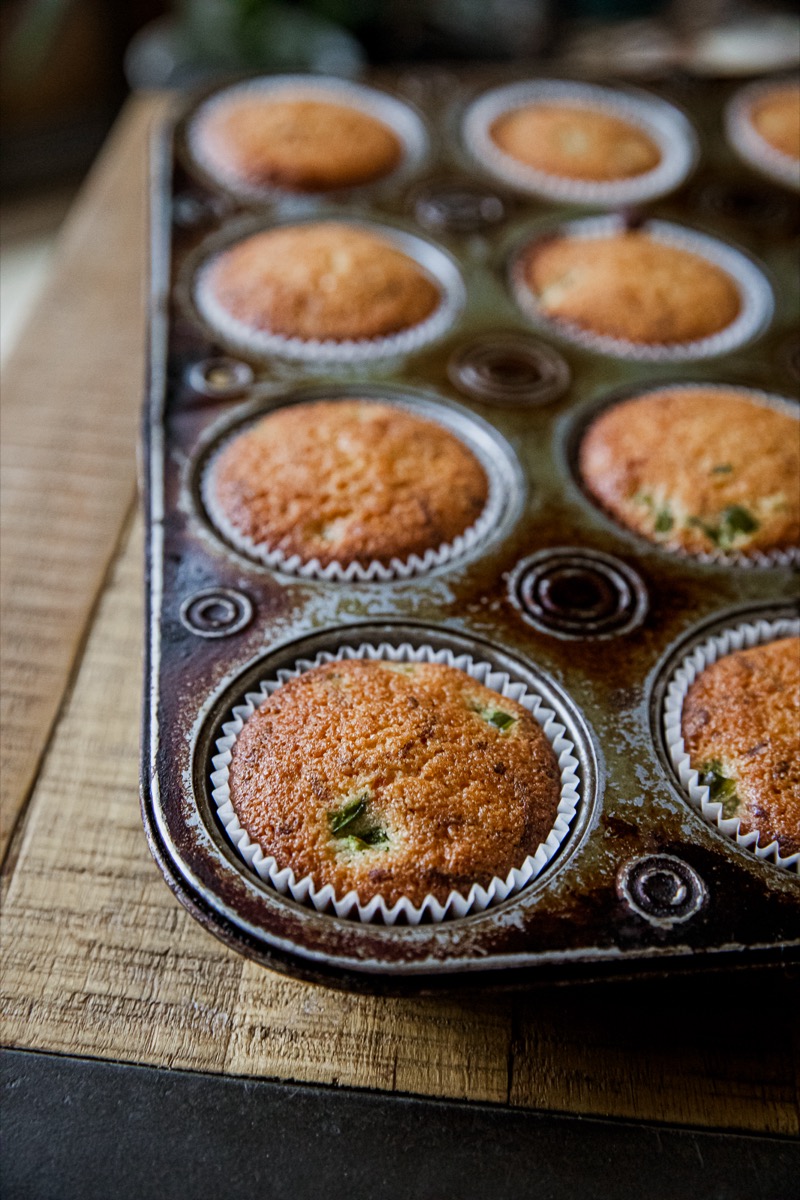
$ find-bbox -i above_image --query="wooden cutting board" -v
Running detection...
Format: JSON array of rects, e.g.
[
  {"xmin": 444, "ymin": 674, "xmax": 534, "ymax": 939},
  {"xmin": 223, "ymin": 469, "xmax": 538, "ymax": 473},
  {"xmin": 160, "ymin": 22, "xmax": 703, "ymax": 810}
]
[{"xmin": 1, "ymin": 92, "xmax": 798, "ymax": 1135}]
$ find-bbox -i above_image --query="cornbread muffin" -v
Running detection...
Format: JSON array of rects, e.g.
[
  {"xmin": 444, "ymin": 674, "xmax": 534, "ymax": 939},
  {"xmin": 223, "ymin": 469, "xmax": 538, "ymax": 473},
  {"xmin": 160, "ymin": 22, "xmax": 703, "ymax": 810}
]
[
  {"xmin": 750, "ymin": 84, "xmax": 800, "ymax": 161},
  {"xmin": 579, "ymin": 388, "xmax": 800, "ymax": 556},
  {"xmin": 522, "ymin": 231, "xmax": 742, "ymax": 345},
  {"xmin": 193, "ymin": 94, "xmax": 403, "ymax": 192},
  {"xmin": 226, "ymin": 659, "xmax": 562, "ymax": 906},
  {"xmin": 682, "ymin": 638, "xmax": 800, "ymax": 856},
  {"xmin": 201, "ymin": 223, "xmax": 441, "ymax": 342},
  {"xmin": 490, "ymin": 104, "xmax": 661, "ymax": 181},
  {"xmin": 209, "ymin": 399, "xmax": 489, "ymax": 567}
]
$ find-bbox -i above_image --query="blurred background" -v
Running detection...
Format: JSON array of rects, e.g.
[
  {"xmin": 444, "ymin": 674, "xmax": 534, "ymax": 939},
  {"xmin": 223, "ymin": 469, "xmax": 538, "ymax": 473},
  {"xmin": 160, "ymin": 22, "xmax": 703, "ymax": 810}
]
[{"xmin": 1, "ymin": 0, "xmax": 798, "ymax": 361}]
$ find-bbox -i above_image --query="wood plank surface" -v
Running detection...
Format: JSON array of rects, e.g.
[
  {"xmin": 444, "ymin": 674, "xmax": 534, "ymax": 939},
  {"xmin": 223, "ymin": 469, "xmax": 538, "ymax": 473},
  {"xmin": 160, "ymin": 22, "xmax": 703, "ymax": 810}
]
[
  {"xmin": 1, "ymin": 92, "xmax": 798, "ymax": 1136},
  {"xmin": 2, "ymin": 515, "xmax": 797, "ymax": 1133},
  {"xmin": 0, "ymin": 92, "xmax": 169, "ymax": 856}
]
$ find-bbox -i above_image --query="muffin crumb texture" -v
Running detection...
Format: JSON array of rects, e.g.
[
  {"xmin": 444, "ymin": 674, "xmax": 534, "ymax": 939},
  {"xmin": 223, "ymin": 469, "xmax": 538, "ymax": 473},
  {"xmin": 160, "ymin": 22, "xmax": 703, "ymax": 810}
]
[
  {"xmin": 751, "ymin": 84, "xmax": 800, "ymax": 161},
  {"xmin": 210, "ymin": 399, "xmax": 489, "ymax": 567},
  {"xmin": 682, "ymin": 637, "xmax": 800, "ymax": 857},
  {"xmin": 523, "ymin": 231, "xmax": 741, "ymax": 345},
  {"xmin": 491, "ymin": 103, "xmax": 661, "ymax": 181},
  {"xmin": 579, "ymin": 388, "xmax": 800, "ymax": 556},
  {"xmin": 194, "ymin": 95, "xmax": 403, "ymax": 191},
  {"xmin": 202, "ymin": 222, "xmax": 441, "ymax": 342},
  {"xmin": 226, "ymin": 659, "xmax": 562, "ymax": 906}
]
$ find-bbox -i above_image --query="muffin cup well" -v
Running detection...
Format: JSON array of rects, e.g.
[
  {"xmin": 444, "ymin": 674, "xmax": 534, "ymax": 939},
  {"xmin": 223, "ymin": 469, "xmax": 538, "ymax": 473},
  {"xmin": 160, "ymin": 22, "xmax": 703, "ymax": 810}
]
[
  {"xmin": 725, "ymin": 78, "xmax": 800, "ymax": 192},
  {"xmin": 199, "ymin": 391, "xmax": 520, "ymax": 581},
  {"xmin": 463, "ymin": 79, "xmax": 698, "ymax": 206},
  {"xmin": 575, "ymin": 383, "xmax": 800, "ymax": 569},
  {"xmin": 510, "ymin": 215, "xmax": 774, "ymax": 362},
  {"xmin": 663, "ymin": 615, "xmax": 800, "ymax": 873},
  {"xmin": 186, "ymin": 74, "xmax": 430, "ymax": 202},
  {"xmin": 193, "ymin": 219, "xmax": 466, "ymax": 364},
  {"xmin": 209, "ymin": 642, "xmax": 582, "ymax": 924}
]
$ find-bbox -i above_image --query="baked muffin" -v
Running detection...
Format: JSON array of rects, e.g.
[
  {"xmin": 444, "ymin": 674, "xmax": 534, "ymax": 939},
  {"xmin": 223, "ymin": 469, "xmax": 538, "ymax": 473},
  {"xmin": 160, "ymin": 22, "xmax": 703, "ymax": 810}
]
[
  {"xmin": 579, "ymin": 387, "xmax": 800, "ymax": 556},
  {"xmin": 199, "ymin": 223, "xmax": 441, "ymax": 342},
  {"xmin": 750, "ymin": 83, "xmax": 800, "ymax": 162},
  {"xmin": 192, "ymin": 94, "xmax": 403, "ymax": 192},
  {"xmin": 490, "ymin": 104, "xmax": 661, "ymax": 181},
  {"xmin": 226, "ymin": 659, "xmax": 562, "ymax": 906},
  {"xmin": 521, "ymin": 230, "xmax": 742, "ymax": 345},
  {"xmin": 208, "ymin": 399, "xmax": 489, "ymax": 567},
  {"xmin": 682, "ymin": 637, "xmax": 800, "ymax": 857}
]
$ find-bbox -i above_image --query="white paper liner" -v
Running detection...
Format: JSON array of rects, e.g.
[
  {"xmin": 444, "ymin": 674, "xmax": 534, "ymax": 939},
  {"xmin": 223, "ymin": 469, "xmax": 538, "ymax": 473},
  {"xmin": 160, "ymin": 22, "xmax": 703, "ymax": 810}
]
[
  {"xmin": 194, "ymin": 219, "xmax": 466, "ymax": 364},
  {"xmin": 201, "ymin": 394, "xmax": 511, "ymax": 581},
  {"xmin": 725, "ymin": 78, "xmax": 800, "ymax": 192},
  {"xmin": 583, "ymin": 383, "xmax": 800, "ymax": 569},
  {"xmin": 187, "ymin": 74, "xmax": 430, "ymax": 201},
  {"xmin": 511, "ymin": 215, "xmax": 774, "ymax": 362},
  {"xmin": 210, "ymin": 642, "xmax": 582, "ymax": 923},
  {"xmin": 462, "ymin": 80, "xmax": 698, "ymax": 205},
  {"xmin": 663, "ymin": 616, "xmax": 800, "ymax": 873}
]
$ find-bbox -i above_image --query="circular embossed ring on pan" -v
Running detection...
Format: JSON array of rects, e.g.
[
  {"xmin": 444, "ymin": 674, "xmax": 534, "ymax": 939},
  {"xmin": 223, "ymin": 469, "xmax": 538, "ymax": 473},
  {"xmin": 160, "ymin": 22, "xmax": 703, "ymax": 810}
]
[
  {"xmin": 448, "ymin": 332, "xmax": 570, "ymax": 407},
  {"xmin": 509, "ymin": 548, "xmax": 648, "ymax": 639},
  {"xmin": 172, "ymin": 191, "xmax": 229, "ymax": 229},
  {"xmin": 180, "ymin": 588, "xmax": 253, "ymax": 638},
  {"xmin": 413, "ymin": 182, "xmax": 507, "ymax": 233},
  {"xmin": 617, "ymin": 854, "xmax": 708, "ymax": 927},
  {"xmin": 187, "ymin": 357, "xmax": 255, "ymax": 400},
  {"xmin": 692, "ymin": 177, "xmax": 795, "ymax": 235}
]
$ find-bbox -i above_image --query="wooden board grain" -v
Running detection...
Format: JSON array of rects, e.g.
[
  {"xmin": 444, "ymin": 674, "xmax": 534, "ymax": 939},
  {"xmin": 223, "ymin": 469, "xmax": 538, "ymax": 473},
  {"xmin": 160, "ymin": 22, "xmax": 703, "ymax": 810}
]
[
  {"xmin": 0, "ymin": 517, "xmax": 513, "ymax": 1102},
  {"xmin": 0, "ymin": 92, "xmax": 170, "ymax": 856},
  {"xmin": 2, "ymin": 515, "xmax": 797, "ymax": 1132}
]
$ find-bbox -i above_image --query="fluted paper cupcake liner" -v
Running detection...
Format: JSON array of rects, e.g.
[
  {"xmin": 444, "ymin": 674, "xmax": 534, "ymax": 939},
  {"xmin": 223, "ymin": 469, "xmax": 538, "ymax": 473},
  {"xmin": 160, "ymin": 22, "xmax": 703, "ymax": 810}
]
[
  {"xmin": 583, "ymin": 383, "xmax": 800, "ymax": 568},
  {"xmin": 194, "ymin": 218, "xmax": 465, "ymax": 364},
  {"xmin": 210, "ymin": 642, "xmax": 582, "ymax": 923},
  {"xmin": 663, "ymin": 615, "xmax": 800, "ymax": 872},
  {"xmin": 725, "ymin": 78, "xmax": 800, "ymax": 192},
  {"xmin": 187, "ymin": 74, "xmax": 430, "ymax": 202},
  {"xmin": 201, "ymin": 393, "xmax": 516, "ymax": 581},
  {"xmin": 463, "ymin": 79, "xmax": 698, "ymax": 206},
  {"xmin": 511, "ymin": 215, "xmax": 774, "ymax": 362}
]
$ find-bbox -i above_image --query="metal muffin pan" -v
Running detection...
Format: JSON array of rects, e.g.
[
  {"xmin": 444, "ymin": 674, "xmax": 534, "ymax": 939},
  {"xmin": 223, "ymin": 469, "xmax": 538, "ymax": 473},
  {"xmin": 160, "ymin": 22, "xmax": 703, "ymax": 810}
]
[{"xmin": 143, "ymin": 68, "xmax": 800, "ymax": 993}]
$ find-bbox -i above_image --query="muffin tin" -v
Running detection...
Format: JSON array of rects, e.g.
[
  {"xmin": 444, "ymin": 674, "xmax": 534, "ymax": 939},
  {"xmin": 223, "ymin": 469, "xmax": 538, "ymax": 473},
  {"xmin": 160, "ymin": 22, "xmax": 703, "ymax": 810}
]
[{"xmin": 142, "ymin": 68, "xmax": 800, "ymax": 993}]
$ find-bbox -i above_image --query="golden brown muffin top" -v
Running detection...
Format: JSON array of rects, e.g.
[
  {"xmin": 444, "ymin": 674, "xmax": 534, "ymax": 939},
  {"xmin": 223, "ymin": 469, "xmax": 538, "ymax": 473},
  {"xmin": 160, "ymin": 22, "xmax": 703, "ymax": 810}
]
[
  {"xmin": 194, "ymin": 95, "xmax": 403, "ymax": 191},
  {"xmin": 751, "ymin": 84, "xmax": 800, "ymax": 161},
  {"xmin": 579, "ymin": 388, "xmax": 800, "ymax": 556},
  {"xmin": 209, "ymin": 399, "xmax": 489, "ymax": 567},
  {"xmin": 490, "ymin": 104, "xmax": 661, "ymax": 181},
  {"xmin": 682, "ymin": 637, "xmax": 800, "ymax": 857},
  {"xmin": 522, "ymin": 230, "xmax": 743, "ymax": 345},
  {"xmin": 202, "ymin": 223, "xmax": 441, "ymax": 342},
  {"xmin": 227, "ymin": 659, "xmax": 562, "ymax": 906},
  {"xmin": 523, "ymin": 231, "xmax": 742, "ymax": 345}
]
